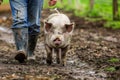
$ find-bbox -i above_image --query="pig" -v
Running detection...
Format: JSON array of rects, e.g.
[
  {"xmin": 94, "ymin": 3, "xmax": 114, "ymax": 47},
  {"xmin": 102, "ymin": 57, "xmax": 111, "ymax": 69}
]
[{"xmin": 44, "ymin": 12, "xmax": 74, "ymax": 66}]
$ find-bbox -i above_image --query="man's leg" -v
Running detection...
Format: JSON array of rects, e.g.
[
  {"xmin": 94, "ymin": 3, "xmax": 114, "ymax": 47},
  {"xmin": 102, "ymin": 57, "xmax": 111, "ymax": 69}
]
[
  {"xmin": 27, "ymin": 0, "xmax": 43, "ymax": 60},
  {"xmin": 10, "ymin": 0, "xmax": 28, "ymax": 63},
  {"xmin": 12, "ymin": 28, "xmax": 28, "ymax": 63}
]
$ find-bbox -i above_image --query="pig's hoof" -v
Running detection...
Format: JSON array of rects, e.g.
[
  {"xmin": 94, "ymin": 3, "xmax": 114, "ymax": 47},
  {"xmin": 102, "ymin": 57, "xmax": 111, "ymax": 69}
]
[
  {"xmin": 63, "ymin": 64, "xmax": 66, "ymax": 66},
  {"xmin": 46, "ymin": 60, "xmax": 52, "ymax": 65},
  {"xmin": 57, "ymin": 61, "xmax": 60, "ymax": 64},
  {"xmin": 62, "ymin": 63, "xmax": 66, "ymax": 67}
]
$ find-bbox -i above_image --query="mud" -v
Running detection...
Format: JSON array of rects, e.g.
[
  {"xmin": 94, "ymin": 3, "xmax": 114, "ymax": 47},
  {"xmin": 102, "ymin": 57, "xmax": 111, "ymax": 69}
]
[{"xmin": 0, "ymin": 9, "xmax": 120, "ymax": 80}]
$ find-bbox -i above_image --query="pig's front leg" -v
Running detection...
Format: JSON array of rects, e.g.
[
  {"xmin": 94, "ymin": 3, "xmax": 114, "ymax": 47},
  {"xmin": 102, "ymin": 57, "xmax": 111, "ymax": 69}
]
[
  {"xmin": 45, "ymin": 45, "xmax": 52, "ymax": 65},
  {"xmin": 56, "ymin": 48, "xmax": 62, "ymax": 65}
]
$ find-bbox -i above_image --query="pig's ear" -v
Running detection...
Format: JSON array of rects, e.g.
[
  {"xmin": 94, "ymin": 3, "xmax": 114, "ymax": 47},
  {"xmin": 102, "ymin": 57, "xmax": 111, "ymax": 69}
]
[
  {"xmin": 65, "ymin": 22, "xmax": 75, "ymax": 33},
  {"xmin": 44, "ymin": 22, "xmax": 52, "ymax": 33}
]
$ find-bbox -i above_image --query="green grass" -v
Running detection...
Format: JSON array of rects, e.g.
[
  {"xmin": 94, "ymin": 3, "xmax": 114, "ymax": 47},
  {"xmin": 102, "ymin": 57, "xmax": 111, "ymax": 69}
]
[
  {"xmin": 52, "ymin": 0, "xmax": 120, "ymax": 29},
  {"xmin": 105, "ymin": 58, "xmax": 119, "ymax": 72},
  {"xmin": 2, "ymin": 0, "xmax": 9, "ymax": 4},
  {"xmin": 105, "ymin": 21, "xmax": 120, "ymax": 29}
]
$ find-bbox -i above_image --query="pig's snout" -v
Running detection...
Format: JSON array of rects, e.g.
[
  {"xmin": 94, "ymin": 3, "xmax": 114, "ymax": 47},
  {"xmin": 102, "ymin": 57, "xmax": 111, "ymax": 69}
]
[{"xmin": 53, "ymin": 38, "xmax": 62, "ymax": 46}]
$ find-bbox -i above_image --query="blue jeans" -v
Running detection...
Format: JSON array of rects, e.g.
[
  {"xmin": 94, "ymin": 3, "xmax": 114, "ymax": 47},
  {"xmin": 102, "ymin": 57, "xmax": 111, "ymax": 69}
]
[{"xmin": 10, "ymin": 0, "xmax": 43, "ymax": 35}]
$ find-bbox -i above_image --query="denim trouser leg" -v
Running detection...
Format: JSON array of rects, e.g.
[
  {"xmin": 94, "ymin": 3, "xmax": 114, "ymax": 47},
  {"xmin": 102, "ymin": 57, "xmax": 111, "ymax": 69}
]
[
  {"xmin": 28, "ymin": 0, "xmax": 43, "ymax": 35},
  {"xmin": 10, "ymin": 0, "xmax": 28, "ymax": 28},
  {"xmin": 9, "ymin": 0, "xmax": 43, "ymax": 34},
  {"xmin": 12, "ymin": 28, "xmax": 28, "ymax": 51},
  {"xmin": 9, "ymin": 0, "xmax": 43, "ymax": 60},
  {"xmin": 27, "ymin": 0, "xmax": 43, "ymax": 57}
]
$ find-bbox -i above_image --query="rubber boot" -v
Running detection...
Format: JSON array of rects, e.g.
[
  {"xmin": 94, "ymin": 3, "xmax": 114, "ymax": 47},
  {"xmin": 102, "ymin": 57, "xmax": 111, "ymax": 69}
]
[
  {"xmin": 12, "ymin": 28, "xmax": 28, "ymax": 63},
  {"xmin": 27, "ymin": 34, "xmax": 38, "ymax": 60}
]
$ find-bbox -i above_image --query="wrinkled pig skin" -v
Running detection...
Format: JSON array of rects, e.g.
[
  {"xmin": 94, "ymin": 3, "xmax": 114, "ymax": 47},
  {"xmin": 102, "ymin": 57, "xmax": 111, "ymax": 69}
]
[{"xmin": 44, "ymin": 13, "xmax": 75, "ymax": 66}]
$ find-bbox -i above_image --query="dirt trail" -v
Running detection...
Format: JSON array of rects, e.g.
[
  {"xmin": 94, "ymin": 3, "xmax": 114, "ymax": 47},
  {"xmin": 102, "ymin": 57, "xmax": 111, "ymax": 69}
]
[
  {"xmin": 0, "ymin": 26, "xmax": 106, "ymax": 80},
  {"xmin": 0, "ymin": 9, "xmax": 120, "ymax": 80}
]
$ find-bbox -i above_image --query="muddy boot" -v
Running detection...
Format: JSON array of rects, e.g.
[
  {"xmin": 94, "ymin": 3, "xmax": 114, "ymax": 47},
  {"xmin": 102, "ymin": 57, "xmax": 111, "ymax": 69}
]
[
  {"xmin": 27, "ymin": 34, "xmax": 39, "ymax": 60},
  {"xmin": 12, "ymin": 28, "xmax": 28, "ymax": 63}
]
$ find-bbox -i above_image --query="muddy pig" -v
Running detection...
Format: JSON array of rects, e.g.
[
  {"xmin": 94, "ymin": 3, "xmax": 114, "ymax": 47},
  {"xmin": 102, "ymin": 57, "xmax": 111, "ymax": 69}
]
[{"xmin": 44, "ymin": 12, "xmax": 74, "ymax": 66}]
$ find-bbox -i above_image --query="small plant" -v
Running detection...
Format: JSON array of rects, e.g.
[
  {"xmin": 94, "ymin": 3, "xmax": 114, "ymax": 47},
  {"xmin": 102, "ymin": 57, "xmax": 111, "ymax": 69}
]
[
  {"xmin": 104, "ymin": 21, "xmax": 120, "ymax": 29},
  {"xmin": 105, "ymin": 67, "xmax": 116, "ymax": 72},
  {"xmin": 108, "ymin": 58, "xmax": 119, "ymax": 63}
]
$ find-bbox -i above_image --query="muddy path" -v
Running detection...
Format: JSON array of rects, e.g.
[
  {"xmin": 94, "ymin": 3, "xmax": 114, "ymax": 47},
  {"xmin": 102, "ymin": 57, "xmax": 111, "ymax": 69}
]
[{"xmin": 0, "ymin": 9, "xmax": 120, "ymax": 80}]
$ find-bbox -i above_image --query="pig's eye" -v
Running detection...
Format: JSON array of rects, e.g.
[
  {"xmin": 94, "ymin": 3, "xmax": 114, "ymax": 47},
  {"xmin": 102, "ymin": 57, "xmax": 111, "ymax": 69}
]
[
  {"xmin": 50, "ymin": 30, "xmax": 54, "ymax": 33},
  {"xmin": 63, "ymin": 30, "xmax": 68, "ymax": 33},
  {"xmin": 58, "ymin": 32, "xmax": 62, "ymax": 34}
]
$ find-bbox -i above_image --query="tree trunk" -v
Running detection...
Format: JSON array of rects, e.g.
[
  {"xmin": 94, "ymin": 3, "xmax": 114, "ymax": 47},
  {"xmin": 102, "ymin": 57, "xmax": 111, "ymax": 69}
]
[
  {"xmin": 113, "ymin": 0, "xmax": 119, "ymax": 20},
  {"xmin": 90, "ymin": 0, "xmax": 94, "ymax": 11}
]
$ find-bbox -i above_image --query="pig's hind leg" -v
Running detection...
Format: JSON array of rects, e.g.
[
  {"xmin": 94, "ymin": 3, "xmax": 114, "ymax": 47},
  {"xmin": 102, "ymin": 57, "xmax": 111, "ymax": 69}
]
[
  {"xmin": 57, "ymin": 47, "xmax": 68, "ymax": 66},
  {"xmin": 62, "ymin": 46, "xmax": 69, "ymax": 66}
]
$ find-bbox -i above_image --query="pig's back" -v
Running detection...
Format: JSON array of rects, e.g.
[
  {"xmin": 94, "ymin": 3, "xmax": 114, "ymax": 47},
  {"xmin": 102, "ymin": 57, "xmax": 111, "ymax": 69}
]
[{"xmin": 46, "ymin": 13, "xmax": 71, "ymax": 25}]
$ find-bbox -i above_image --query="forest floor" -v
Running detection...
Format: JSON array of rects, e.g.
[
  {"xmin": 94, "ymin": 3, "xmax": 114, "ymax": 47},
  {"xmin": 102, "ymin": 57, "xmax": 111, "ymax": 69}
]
[{"xmin": 0, "ymin": 8, "xmax": 120, "ymax": 80}]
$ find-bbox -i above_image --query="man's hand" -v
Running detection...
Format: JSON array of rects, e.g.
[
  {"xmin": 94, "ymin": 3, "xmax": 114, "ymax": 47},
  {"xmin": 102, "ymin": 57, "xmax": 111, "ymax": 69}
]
[
  {"xmin": 0, "ymin": 0, "xmax": 3, "ymax": 5},
  {"xmin": 49, "ymin": 0, "xmax": 57, "ymax": 6}
]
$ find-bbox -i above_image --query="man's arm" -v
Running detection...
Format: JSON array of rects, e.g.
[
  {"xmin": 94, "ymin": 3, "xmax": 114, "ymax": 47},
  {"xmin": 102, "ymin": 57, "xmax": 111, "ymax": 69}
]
[
  {"xmin": 0, "ymin": 0, "xmax": 3, "ymax": 5},
  {"xmin": 49, "ymin": 0, "xmax": 57, "ymax": 6}
]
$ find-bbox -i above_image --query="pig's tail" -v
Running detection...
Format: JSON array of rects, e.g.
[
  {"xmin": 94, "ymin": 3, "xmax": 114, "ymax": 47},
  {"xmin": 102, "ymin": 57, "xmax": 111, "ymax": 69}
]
[{"xmin": 54, "ymin": 8, "xmax": 60, "ymax": 14}]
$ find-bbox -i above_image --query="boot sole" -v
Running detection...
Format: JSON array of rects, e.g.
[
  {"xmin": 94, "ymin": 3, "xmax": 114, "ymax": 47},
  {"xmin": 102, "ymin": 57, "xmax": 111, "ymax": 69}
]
[{"xmin": 15, "ymin": 51, "xmax": 27, "ymax": 63}]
